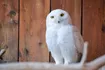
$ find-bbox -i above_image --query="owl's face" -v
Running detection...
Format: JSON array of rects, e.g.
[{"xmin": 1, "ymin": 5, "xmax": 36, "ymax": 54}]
[{"xmin": 46, "ymin": 9, "xmax": 72, "ymax": 26}]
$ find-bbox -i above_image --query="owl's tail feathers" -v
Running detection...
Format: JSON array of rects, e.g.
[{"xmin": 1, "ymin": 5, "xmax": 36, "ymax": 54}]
[{"xmin": 80, "ymin": 41, "xmax": 88, "ymax": 65}]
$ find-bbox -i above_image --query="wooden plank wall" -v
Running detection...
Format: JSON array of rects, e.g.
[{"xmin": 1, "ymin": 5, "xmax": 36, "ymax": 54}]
[
  {"xmin": 0, "ymin": 0, "xmax": 18, "ymax": 62},
  {"xmin": 83, "ymin": 0, "xmax": 105, "ymax": 61},
  {"xmin": 19, "ymin": 0, "xmax": 49, "ymax": 62},
  {"xmin": 0, "ymin": 0, "xmax": 105, "ymax": 62}
]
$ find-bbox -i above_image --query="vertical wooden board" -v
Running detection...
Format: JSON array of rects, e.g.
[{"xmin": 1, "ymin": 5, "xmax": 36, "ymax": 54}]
[
  {"xmin": 0, "ymin": 0, "xmax": 18, "ymax": 62},
  {"xmin": 51, "ymin": 0, "xmax": 81, "ymax": 30},
  {"xmin": 102, "ymin": 0, "xmax": 105, "ymax": 60},
  {"xmin": 83, "ymin": 0, "xmax": 104, "ymax": 61},
  {"xmin": 19, "ymin": 0, "xmax": 50, "ymax": 62}
]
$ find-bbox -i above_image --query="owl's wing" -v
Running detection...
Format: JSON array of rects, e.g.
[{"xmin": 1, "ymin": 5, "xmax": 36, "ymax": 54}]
[
  {"xmin": 46, "ymin": 29, "xmax": 57, "ymax": 52},
  {"xmin": 72, "ymin": 26, "xmax": 84, "ymax": 54},
  {"xmin": 57, "ymin": 25, "xmax": 80, "ymax": 62}
]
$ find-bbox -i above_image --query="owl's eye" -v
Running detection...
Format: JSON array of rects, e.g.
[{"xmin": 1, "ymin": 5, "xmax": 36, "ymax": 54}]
[
  {"xmin": 60, "ymin": 13, "xmax": 64, "ymax": 17},
  {"xmin": 51, "ymin": 16, "xmax": 54, "ymax": 19}
]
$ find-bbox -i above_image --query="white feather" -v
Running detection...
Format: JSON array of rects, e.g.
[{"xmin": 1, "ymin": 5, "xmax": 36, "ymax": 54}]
[{"xmin": 46, "ymin": 9, "xmax": 84, "ymax": 64}]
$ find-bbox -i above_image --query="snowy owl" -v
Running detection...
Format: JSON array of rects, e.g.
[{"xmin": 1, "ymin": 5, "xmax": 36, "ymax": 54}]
[{"xmin": 46, "ymin": 9, "xmax": 84, "ymax": 64}]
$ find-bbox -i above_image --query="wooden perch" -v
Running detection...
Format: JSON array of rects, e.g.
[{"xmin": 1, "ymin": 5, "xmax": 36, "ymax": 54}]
[
  {"xmin": 0, "ymin": 42, "xmax": 105, "ymax": 70},
  {"xmin": 0, "ymin": 45, "xmax": 8, "ymax": 63},
  {"xmin": 0, "ymin": 45, "xmax": 8, "ymax": 57}
]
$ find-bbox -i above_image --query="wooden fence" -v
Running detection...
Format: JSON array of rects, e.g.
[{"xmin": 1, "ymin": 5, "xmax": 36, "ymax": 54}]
[{"xmin": 0, "ymin": 0, "xmax": 105, "ymax": 62}]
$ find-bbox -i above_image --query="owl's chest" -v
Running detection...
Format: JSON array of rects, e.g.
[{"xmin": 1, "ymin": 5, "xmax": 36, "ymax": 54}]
[
  {"xmin": 46, "ymin": 28, "xmax": 58, "ymax": 39},
  {"xmin": 46, "ymin": 25, "xmax": 73, "ymax": 41},
  {"xmin": 46, "ymin": 24, "xmax": 61, "ymax": 35}
]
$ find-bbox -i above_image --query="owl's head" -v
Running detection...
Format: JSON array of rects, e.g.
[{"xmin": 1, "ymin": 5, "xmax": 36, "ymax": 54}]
[{"xmin": 46, "ymin": 9, "xmax": 72, "ymax": 26}]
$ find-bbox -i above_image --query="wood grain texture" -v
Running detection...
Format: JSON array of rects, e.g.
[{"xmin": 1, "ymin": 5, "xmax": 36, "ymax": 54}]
[
  {"xmin": 102, "ymin": 0, "xmax": 105, "ymax": 59},
  {"xmin": 19, "ymin": 0, "xmax": 50, "ymax": 62},
  {"xmin": 0, "ymin": 0, "xmax": 18, "ymax": 62},
  {"xmin": 83, "ymin": 0, "xmax": 104, "ymax": 61}
]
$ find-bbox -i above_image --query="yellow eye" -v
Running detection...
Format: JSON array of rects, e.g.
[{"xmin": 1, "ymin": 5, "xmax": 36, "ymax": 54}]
[
  {"xmin": 60, "ymin": 13, "xmax": 64, "ymax": 17},
  {"xmin": 51, "ymin": 16, "xmax": 54, "ymax": 19}
]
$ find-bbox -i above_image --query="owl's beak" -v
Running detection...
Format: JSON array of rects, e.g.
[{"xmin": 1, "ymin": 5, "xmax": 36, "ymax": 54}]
[
  {"xmin": 58, "ymin": 21, "xmax": 60, "ymax": 23},
  {"xmin": 56, "ymin": 18, "xmax": 60, "ymax": 23}
]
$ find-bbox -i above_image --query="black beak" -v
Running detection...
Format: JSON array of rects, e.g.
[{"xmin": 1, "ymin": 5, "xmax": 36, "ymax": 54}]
[{"xmin": 58, "ymin": 21, "xmax": 60, "ymax": 23}]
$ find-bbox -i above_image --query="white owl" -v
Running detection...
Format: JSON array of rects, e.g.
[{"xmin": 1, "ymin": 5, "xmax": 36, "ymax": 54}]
[{"xmin": 46, "ymin": 9, "xmax": 84, "ymax": 64}]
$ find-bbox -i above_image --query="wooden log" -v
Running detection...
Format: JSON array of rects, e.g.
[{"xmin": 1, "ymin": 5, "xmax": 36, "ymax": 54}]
[{"xmin": 0, "ymin": 55, "xmax": 105, "ymax": 70}]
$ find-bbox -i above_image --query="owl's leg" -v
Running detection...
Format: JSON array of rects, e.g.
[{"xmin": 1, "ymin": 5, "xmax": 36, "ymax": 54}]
[
  {"xmin": 64, "ymin": 59, "xmax": 74, "ymax": 65},
  {"xmin": 54, "ymin": 56, "xmax": 64, "ymax": 64},
  {"xmin": 63, "ymin": 54, "xmax": 78, "ymax": 65},
  {"xmin": 59, "ymin": 47, "xmax": 78, "ymax": 65},
  {"xmin": 51, "ymin": 52, "xmax": 64, "ymax": 64}
]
